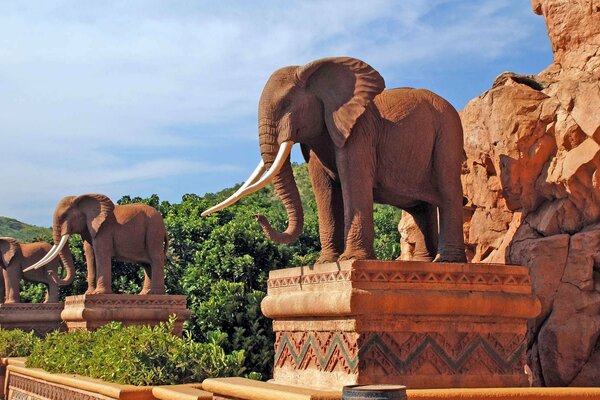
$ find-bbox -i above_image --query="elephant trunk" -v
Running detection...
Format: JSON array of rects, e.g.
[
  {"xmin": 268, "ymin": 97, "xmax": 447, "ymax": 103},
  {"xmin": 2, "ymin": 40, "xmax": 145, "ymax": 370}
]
[
  {"xmin": 255, "ymin": 121, "xmax": 303, "ymax": 244},
  {"xmin": 48, "ymin": 229, "xmax": 75, "ymax": 286}
]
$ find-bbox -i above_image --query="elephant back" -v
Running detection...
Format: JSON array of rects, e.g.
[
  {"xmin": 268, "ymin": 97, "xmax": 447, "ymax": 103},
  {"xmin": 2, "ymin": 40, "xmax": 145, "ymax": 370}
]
[{"xmin": 20, "ymin": 242, "xmax": 57, "ymax": 267}]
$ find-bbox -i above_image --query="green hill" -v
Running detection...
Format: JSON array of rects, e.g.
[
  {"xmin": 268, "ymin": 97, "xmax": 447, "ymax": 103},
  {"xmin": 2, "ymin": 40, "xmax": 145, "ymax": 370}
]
[{"xmin": 0, "ymin": 216, "xmax": 52, "ymax": 242}]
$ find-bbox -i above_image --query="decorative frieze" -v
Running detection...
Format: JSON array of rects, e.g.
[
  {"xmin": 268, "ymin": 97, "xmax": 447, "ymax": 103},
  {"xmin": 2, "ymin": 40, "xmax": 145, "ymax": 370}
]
[
  {"xmin": 61, "ymin": 294, "xmax": 190, "ymax": 335},
  {"xmin": 0, "ymin": 303, "xmax": 65, "ymax": 335}
]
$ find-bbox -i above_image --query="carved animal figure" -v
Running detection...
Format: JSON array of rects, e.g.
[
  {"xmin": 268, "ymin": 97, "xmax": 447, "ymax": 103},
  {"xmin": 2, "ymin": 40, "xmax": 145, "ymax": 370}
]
[
  {"xmin": 0, "ymin": 237, "xmax": 74, "ymax": 303},
  {"xmin": 25, "ymin": 194, "xmax": 167, "ymax": 294},
  {"xmin": 203, "ymin": 57, "xmax": 466, "ymax": 263}
]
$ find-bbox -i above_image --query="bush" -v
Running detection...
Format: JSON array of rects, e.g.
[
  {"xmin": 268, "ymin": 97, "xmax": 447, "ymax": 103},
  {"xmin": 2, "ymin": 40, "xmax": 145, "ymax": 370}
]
[
  {"xmin": 0, "ymin": 329, "xmax": 40, "ymax": 357},
  {"xmin": 26, "ymin": 318, "xmax": 248, "ymax": 386}
]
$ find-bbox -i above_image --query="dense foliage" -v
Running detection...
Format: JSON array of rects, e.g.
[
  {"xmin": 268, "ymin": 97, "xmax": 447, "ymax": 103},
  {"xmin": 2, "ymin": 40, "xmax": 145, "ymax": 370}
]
[
  {"xmin": 6, "ymin": 163, "xmax": 401, "ymax": 378},
  {"xmin": 0, "ymin": 329, "xmax": 40, "ymax": 358},
  {"xmin": 26, "ymin": 319, "xmax": 248, "ymax": 386}
]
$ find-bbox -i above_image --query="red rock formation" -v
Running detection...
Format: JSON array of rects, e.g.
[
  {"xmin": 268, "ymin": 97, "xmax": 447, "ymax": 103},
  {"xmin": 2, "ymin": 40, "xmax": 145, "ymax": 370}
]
[{"xmin": 401, "ymin": 0, "xmax": 600, "ymax": 386}]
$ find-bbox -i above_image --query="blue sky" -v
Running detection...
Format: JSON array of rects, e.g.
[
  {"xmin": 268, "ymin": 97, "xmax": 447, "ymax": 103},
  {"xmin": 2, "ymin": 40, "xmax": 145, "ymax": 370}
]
[{"xmin": 1, "ymin": 1, "xmax": 552, "ymax": 227}]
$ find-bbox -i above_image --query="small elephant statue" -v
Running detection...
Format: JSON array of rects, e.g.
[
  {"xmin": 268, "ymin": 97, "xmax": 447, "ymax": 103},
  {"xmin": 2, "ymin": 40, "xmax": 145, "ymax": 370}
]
[
  {"xmin": 25, "ymin": 194, "xmax": 168, "ymax": 295},
  {"xmin": 203, "ymin": 56, "xmax": 466, "ymax": 263},
  {"xmin": 0, "ymin": 237, "xmax": 74, "ymax": 303}
]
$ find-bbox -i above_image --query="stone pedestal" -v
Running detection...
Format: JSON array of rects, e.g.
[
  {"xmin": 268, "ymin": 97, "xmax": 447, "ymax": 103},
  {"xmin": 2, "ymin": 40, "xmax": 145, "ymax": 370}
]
[
  {"xmin": 261, "ymin": 260, "xmax": 541, "ymax": 390},
  {"xmin": 0, "ymin": 303, "xmax": 65, "ymax": 335},
  {"xmin": 61, "ymin": 294, "xmax": 191, "ymax": 336}
]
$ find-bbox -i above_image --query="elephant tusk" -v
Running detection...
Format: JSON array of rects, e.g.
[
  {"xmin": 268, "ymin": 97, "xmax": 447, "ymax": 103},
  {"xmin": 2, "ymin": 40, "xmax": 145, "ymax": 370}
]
[
  {"xmin": 202, "ymin": 141, "xmax": 294, "ymax": 216},
  {"xmin": 23, "ymin": 235, "xmax": 70, "ymax": 272},
  {"xmin": 236, "ymin": 159, "xmax": 266, "ymax": 193},
  {"xmin": 201, "ymin": 158, "xmax": 269, "ymax": 216},
  {"xmin": 202, "ymin": 159, "xmax": 267, "ymax": 216},
  {"xmin": 237, "ymin": 140, "xmax": 294, "ymax": 195},
  {"xmin": 23, "ymin": 235, "xmax": 69, "ymax": 272}
]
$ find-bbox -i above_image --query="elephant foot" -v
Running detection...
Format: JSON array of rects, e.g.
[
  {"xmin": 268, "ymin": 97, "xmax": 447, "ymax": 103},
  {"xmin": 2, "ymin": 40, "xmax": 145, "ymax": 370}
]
[
  {"xmin": 139, "ymin": 287, "xmax": 165, "ymax": 295},
  {"xmin": 338, "ymin": 250, "xmax": 375, "ymax": 261},
  {"xmin": 433, "ymin": 253, "xmax": 467, "ymax": 263},
  {"xmin": 433, "ymin": 244, "xmax": 468, "ymax": 263},
  {"xmin": 316, "ymin": 251, "xmax": 340, "ymax": 264},
  {"xmin": 402, "ymin": 254, "xmax": 434, "ymax": 262},
  {"xmin": 91, "ymin": 288, "xmax": 113, "ymax": 295}
]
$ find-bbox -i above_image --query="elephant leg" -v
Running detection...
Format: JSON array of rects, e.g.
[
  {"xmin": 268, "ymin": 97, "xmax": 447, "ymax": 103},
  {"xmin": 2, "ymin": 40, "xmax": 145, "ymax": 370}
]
[
  {"xmin": 143, "ymin": 257, "xmax": 165, "ymax": 295},
  {"xmin": 150, "ymin": 242, "xmax": 166, "ymax": 294},
  {"xmin": 2, "ymin": 267, "xmax": 19, "ymax": 303},
  {"xmin": 44, "ymin": 261, "xmax": 61, "ymax": 303},
  {"xmin": 139, "ymin": 261, "xmax": 164, "ymax": 295},
  {"xmin": 140, "ymin": 265, "xmax": 152, "ymax": 295},
  {"xmin": 403, "ymin": 203, "xmax": 439, "ymax": 261},
  {"xmin": 84, "ymin": 240, "xmax": 96, "ymax": 294},
  {"xmin": 92, "ymin": 241, "xmax": 113, "ymax": 294},
  {"xmin": 436, "ymin": 196, "xmax": 466, "ymax": 262},
  {"xmin": 336, "ymin": 151, "xmax": 376, "ymax": 260},
  {"xmin": 433, "ymin": 118, "xmax": 467, "ymax": 263},
  {"xmin": 45, "ymin": 275, "xmax": 59, "ymax": 303},
  {"xmin": 308, "ymin": 155, "xmax": 344, "ymax": 264},
  {"xmin": 139, "ymin": 261, "xmax": 165, "ymax": 295},
  {"xmin": 140, "ymin": 226, "xmax": 166, "ymax": 295}
]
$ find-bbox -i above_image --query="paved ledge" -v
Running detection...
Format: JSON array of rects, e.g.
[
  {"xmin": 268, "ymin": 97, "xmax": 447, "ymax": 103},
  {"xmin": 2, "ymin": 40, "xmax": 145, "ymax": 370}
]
[
  {"xmin": 152, "ymin": 384, "xmax": 212, "ymax": 400},
  {"xmin": 203, "ymin": 377, "xmax": 341, "ymax": 400},
  {"xmin": 202, "ymin": 377, "xmax": 600, "ymax": 400}
]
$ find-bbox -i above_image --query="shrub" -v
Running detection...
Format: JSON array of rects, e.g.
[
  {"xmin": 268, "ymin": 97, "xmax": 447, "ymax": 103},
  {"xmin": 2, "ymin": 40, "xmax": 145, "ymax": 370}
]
[
  {"xmin": 0, "ymin": 329, "xmax": 40, "ymax": 357},
  {"xmin": 26, "ymin": 318, "xmax": 248, "ymax": 386}
]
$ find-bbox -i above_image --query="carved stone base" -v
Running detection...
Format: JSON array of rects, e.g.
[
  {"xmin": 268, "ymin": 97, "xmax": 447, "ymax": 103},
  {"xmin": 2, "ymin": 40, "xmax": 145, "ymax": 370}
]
[
  {"xmin": 61, "ymin": 294, "xmax": 191, "ymax": 336},
  {"xmin": 0, "ymin": 303, "xmax": 65, "ymax": 335},
  {"xmin": 261, "ymin": 260, "xmax": 541, "ymax": 390}
]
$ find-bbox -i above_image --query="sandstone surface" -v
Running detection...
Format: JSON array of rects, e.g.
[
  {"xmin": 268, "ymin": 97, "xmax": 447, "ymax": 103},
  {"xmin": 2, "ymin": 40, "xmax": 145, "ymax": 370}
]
[{"xmin": 400, "ymin": 0, "xmax": 600, "ymax": 386}]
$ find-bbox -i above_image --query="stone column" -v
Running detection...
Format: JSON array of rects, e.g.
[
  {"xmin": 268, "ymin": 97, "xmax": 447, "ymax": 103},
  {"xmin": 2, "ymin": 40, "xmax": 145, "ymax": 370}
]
[
  {"xmin": 0, "ymin": 303, "xmax": 65, "ymax": 335},
  {"xmin": 61, "ymin": 294, "xmax": 191, "ymax": 336},
  {"xmin": 262, "ymin": 260, "xmax": 540, "ymax": 390}
]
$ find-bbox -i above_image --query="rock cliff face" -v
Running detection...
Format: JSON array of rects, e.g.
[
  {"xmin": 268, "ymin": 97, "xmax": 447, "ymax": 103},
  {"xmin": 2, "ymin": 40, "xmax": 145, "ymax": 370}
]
[{"xmin": 401, "ymin": 0, "xmax": 600, "ymax": 386}]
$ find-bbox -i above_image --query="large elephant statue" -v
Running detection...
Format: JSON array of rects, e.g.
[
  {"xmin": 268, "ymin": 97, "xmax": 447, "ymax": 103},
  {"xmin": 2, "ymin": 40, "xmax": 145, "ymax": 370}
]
[
  {"xmin": 0, "ymin": 237, "xmax": 74, "ymax": 303},
  {"xmin": 203, "ymin": 56, "xmax": 466, "ymax": 263},
  {"xmin": 25, "ymin": 194, "xmax": 168, "ymax": 295}
]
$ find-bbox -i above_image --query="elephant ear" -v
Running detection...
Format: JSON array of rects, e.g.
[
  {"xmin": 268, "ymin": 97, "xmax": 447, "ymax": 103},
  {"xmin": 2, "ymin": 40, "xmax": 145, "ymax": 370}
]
[
  {"xmin": 0, "ymin": 237, "xmax": 19, "ymax": 267},
  {"xmin": 74, "ymin": 194, "xmax": 115, "ymax": 238},
  {"xmin": 295, "ymin": 57, "xmax": 385, "ymax": 147}
]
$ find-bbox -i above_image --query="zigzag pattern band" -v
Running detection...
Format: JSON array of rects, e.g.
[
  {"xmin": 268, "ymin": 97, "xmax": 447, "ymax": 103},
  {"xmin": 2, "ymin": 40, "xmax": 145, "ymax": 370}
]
[{"xmin": 275, "ymin": 331, "xmax": 524, "ymax": 375}]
